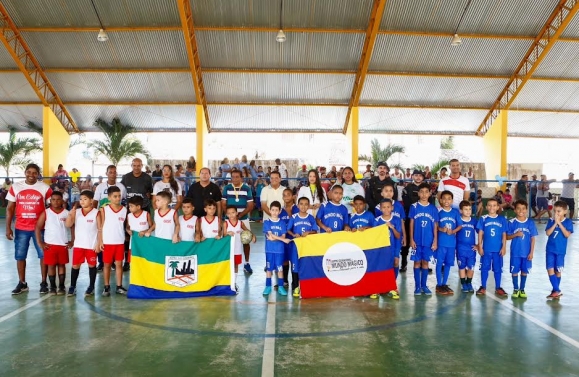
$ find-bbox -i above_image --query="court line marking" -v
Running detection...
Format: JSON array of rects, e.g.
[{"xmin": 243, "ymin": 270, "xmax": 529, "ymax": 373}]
[
  {"xmin": 487, "ymin": 294, "xmax": 579, "ymax": 349},
  {"xmin": 0, "ymin": 295, "xmax": 51, "ymax": 324},
  {"xmin": 261, "ymin": 291, "xmax": 277, "ymax": 377}
]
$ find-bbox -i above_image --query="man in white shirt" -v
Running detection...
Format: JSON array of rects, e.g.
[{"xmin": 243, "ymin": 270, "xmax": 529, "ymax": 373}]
[
  {"xmin": 275, "ymin": 158, "xmax": 289, "ymax": 187},
  {"xmin": 561, "ymin": 172, "xmax": 579, "ymax": 219},
  {"xmin": 437, "ymin": 159, "xmax": 470, "ymax": 209},
  {"xmin": 260, "ymin": 171, "xmax": 285, "ymax": 221}
]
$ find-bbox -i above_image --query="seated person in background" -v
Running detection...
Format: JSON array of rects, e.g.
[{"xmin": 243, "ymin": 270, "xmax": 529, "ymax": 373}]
[
  {"xmin": 470, "ymin": 189, "xmax": 483, "ymax": 217},
  {"xmin": 493, "ymin": 190, "xmax": 512, "ymax": 214},
  {"xmin": 503, "ymin": 189, "xmax": 514, "ymax": 211}
]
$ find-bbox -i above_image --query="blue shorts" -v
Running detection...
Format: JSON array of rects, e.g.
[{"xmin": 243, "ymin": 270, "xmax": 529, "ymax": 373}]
[
  {"xmin": 289, "ymin": 242, "xmax": 299, "ymax": 273},
  {"xmin": 456, "ymin": 247, "xmax": 476, "ymax": 270},
  {"xmin": 510, "ymin": 256, "xmax": 532, "ymax": 274},
  {"xmin": 546, "ymin": 251, "xmax": 565, "ymax": 272},
  {"xmin": 435, "ymin": 246, "xmax": 455, "ymax": 266},
  {"xmin": 410, "ymin": 245, "xmax": 434, "ymax": 263},
  {"xmin": 479, "ymin": 252, "xmax": 503, "ymax": 272},
  {"xmin": 536, "ymin": 197, "xmax": 548, "ymax": 211},
  {"xmin": 265, "ymin": 252, "xmax": 284, "ymax": 272},
  {"xmin": 14, "ymin": 229, "xmax": 43, "ymax": 261}
]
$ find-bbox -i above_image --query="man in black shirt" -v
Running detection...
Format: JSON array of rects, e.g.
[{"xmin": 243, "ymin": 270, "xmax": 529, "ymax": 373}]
[
  {"xmin": 366, "ymin": 162, "xmax": 397, "ymax": 210},
  {"xmin": 121, "ymin": 158, "xmax": 153, "ymax": 211},
  {"xmin": 401, "ymin": 170, "xmax": 425, "ymax": 272},
  {"xmin": 186, "ymin": 167, "xmax": 222, "ymax": 218},
  {"xmin": 151, "ymin": 164, "xmax": 162, "ymax": 182}
]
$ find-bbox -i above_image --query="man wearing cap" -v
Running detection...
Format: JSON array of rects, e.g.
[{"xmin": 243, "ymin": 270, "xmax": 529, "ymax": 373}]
[
  {"xmin": 561, "ymin": 172, "xmax": 579, "ymax": 220},
  {"xmin": 437, "ymin": 159, "xmax": 470, "ymax": 209},
  {"xmin": 275, "ymin": 158, "xmax": 289, "ymax": 187},
  {"xmin": 514, "ymin": 174, "xmax": 529, "ymax": 202},
  {"xmin": 152, "ymin": 164, "xmax": 162, "ymax": 182},
  {"xmin": 400, "ymin": 170, "xmax": 425, "ymax": 272},
  {"xmin": 366, "ymin": 162, "xmax": 397, "ymax": 211},
  {"xmin": 296, "ymin": 164, "xmax": 308, "ymax": 185}
]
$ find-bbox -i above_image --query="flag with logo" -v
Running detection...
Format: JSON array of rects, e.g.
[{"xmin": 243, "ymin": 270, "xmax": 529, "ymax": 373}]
[
  {"xmin": 127, "ymin": 234, "xmax": 236, "ymax": 299},
  {"xmin": 293, "ymin": 226, "xmax": 396, "ymax": 299}
]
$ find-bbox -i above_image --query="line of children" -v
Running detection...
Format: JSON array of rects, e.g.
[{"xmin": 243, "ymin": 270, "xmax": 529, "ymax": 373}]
[
  {"xmin": 224, "ymin": 205, "xmax": 256, "ymax": 293},
  {"xmin": 436, "ymin": 191, "xmax": 460, "ymax": 295},
  {"xmin": 373, "ymin": 198, "xmax": 402, "ymax": 299},
  {"xmin": 457, "ymin": 200, "xmax": 477, "ymax": 293}
]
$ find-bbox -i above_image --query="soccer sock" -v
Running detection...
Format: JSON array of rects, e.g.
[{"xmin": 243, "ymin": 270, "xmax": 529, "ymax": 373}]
[
  {"xmin": 557, "ymin": 275, "xmax": 561, "ymax": 287},
  {"xmin": 266, "ymin": 277, "xmax": 272, "ymax": 287},
  {"xmin": 49, "ymin": 275, "xmax": 56, "ymax": 289},
  {"xmin": 520, "ymin": 275, "xmax": 527, "ymax": 291},
  {"xmin": 549, "ymin": 274, "xmax": 559, "ymax": 291},
  {"xmin": 291, "ymin": 272, "xmax": 299, "ymax": 290},
  {"xmin": 278, "ymin": 276, "xmax": 285, "ymax": 286},
  {"xmin": 442, "ymin": 265, "xmax": 451, "ymax": 285},
  {"xmin": 512, "ymin": 275, "xmax": 519, "ymax": 290},
  {"xmin": 394, "ymin": 266, "xmax": 399, "ymax": 280},
  {"xmin": 435, "ymin": 262, "xmax": 443, "ymax": 285},
  {"xmin": 234, "ymin": 272, "xmax": 238, "ymax": 283},
  {"xmin": 413, "ymin": 267, "xmax": 420, "ymax": 288},
  {"xmin": 466, "ymin": 277, "xmax": 472, "ymax": 285},
  {"xmin": 88, "ymin": 267, "xmax": 97, "ymax": 287},
  {"xmin": 481, "ymin": 270, "xmax": 489, "ymax": 288},
  {"xmin": 282, "ymin": 264, "xmax": 289, "ymax": 284},
  {"xmin": 421, "ymin": 268, "xmax": 429, "ymax": 288},
  {"xmin": 70, "ymin": 268, "xmax": 80, "ymax": 287},
  {"xmin": 460, "ymin": 277, "xmax": 466, "ymax": 285},
  {"xmin": 58, "ymin": 273, "xmax": 65, "ymax": 288},
  {"xmin": 494, "ymin": 271, "xmax": 502, "ymax": 289}
]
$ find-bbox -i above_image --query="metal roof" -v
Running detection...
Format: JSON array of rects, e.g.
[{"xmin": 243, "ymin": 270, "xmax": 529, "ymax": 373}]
[
  {"xmin": 0, "ymin": 105, "xmax": 43, "ymax": 131},
  {"xmin": 0, "ymin": 73, "xmax": 40, "ymax": 102},
  {"xmin": 514, "ymin": 81, "xmax": 579, "ymax": 111},
  {"xmin": 509, "ymin": 111, "xmax": 579, "ymax": 138}
]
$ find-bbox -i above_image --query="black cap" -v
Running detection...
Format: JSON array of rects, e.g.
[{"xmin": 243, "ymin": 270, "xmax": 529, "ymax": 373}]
[
  {"xmin": 377, "ymin": 161, "xmax": 388, "ymax": 168},
  {"xmin": 412, "ymin": 169, "xmax": 425, "ymax": 177}
]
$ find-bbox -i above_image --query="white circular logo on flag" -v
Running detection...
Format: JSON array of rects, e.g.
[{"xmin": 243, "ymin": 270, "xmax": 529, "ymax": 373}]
[{"xmin": 322, "ymin": 242, "xmax": 367, "ymax": 286}]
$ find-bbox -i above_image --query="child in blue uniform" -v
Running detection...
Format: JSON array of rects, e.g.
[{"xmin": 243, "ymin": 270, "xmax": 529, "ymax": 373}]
[
  {"xmin": 263, "ymin": 201, "xmax": 289, "ymax": 296},
  {"xmin": 457, "ymin": 200, "xmax": 477, "ymax": 293},
  {"xmin": 545, "ymin": 200, "xmax": 574, "ymax": 300},
  {"xmin": 280, "ymin": 188, "xmax": 298, "ymax": 286},
  {"xmin": 374, "ymin": 198, "xmax": 402, "ymax": 299},
  {"xmin": 507, "ymin": 200, "xmax": 538, "ymax": 298},
  {"xmin": 476, "ymin": 198, "xmax": 508, "ymax": 297},
  {"xmin": 409, "ymin": 182, "xmax": 439, "ymax": 295},
  {"xmin": 436, "ymin": 190, "xmax": 461, "ymax": 295},
  {"xmin": 316, "ymin": 185, "xmax": 350, "ymax": 233},
  {"xmin": 374, "ymin": 183, "xmax": 406, "ymax": 261},
  {"xmin": 349, "ymin": 195, "xmax": 375, "ymax": 231}
]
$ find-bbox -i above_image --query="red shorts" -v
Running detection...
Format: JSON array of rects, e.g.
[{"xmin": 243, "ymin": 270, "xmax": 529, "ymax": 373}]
[
  {"xmin": 73, "ymin": 248, "xmax": 97, "ymax": 266},
  {"xmin": 234, "ymin": 254, "xmax": 242, "ymax": 265},
  {"xmin": 103, "ymin": 244, "xmax": 124, "ymax": 264},
  {"xmin": 44, "ymin": 245, "xmax": 69, "ymax": 266}
]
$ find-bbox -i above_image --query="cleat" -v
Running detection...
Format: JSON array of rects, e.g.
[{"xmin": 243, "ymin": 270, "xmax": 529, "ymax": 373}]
[
  {"xmin": 436, "ymin": 285, "xmax": 445, "ymax": 295},
  {"xmin": 444, "ymin": 285, "xmax": 454, "ymax": 295},
  {"xmin": 422, "ymin": 287, "xmax": 432, "ymax": 295},
  {"xmin": 122, "ymin": 263, "xmax": 130, "ymax": 272},
  {"xmin": 102, "ymin": 286, "xmax": 111, "ymax": 297},
  {"xmin": 512, "ymin": 289, "xmax": 520, "ymax": 298},
  {"xmin": 49, "ymin": 287, "xmax": 57, "ymax": 296},
  {"xmin": 84, "ymin": 286, "xmax": 95, "ymax": 296},
  {"xmin": 387, "ymin": 290, "xmax": 400, "ymax": 300},
  {"xmin": 278, "ymin": 286, "xmax": 288, "ymax": 296},
  {"xmin": 292, "ymin": 287, "xmax": 301, "ymax": 298},
  {"xmin": 547, "ymin": 291, "xmax": 562, "ymax": 300},
  {"xmin": 96, "ymin": 264, "xmax": 104, "ymax": 272},
  {"xmin": 39, "ymin": 282, "xmax": 48, "ymax": 294},
  {"xmin": 57, "ymin": 286, "xmax": 66, "ymax": 296},
  {"xmin": 67, "ymin": 287, "xmax": 76, "ymax": 296},
  {"xmin": 244, "ymin": 263, "xmax": 253, "ymax": 274},
  {"xmin": 11, "ymin": 282, "xmax": 29, "ymax": 295},
  {"xmin": 519, "ymin": 290, "xmax": 527, "ymax": 298},
  {"xmin": 369, "ymin": 293, "xmax": 379, "ymax": 299},
  {"xmin": 461, "ymin": 284, "xmax": 469, "ymax": 293},
  {"xmin": 414, "ymin": 287, "xmax": 422, "ymax": 296},
  {"xmin": 476, "ymin": 286, "xmax": 486, "ymax": 295},
  {"xmin": 495, "ymin": 287, "xmax": 508, "ymax": 298},
  {"xmin": 262, "ymin": 286, "xmax": 272, "ymax": 295},
  {"xmin": 115, "ymin": 286, "xmax": 128, "ymax": 295},
  {"xmin": 468, "ymin": 283, "xmax": 475, "ymax": 293}
]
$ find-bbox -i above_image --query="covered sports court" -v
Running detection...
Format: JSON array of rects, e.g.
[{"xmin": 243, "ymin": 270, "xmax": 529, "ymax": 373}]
[{"xmin": 1, "ymin": 0, "xmax": 579, "ymax": 376}]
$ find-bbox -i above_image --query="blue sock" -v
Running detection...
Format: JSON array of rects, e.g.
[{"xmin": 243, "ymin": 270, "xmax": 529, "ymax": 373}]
[
  {"xmin": 413, "ymin": 268, "xmax": 420, "ymax": 288},
  {"xmin": 557, "ymin": 275, "xmax": 561, "ymax": 287},
  {"xmin": 512, "ymin": 275, "xmax": 519, "ymax": 290},
  {"xmin": 421, "ymin": 268, "xmax": 429, "ymax": 288},
  {"xmin": 395, "ymin": 266, "xmax": 399, "ymax": 280},
  {"xmin": 481, "ymin": 270, "xmax": 489, "ymax": 288},
  {"xmin": 549, "ymin": 274, "xmax": 559, "ymax": 292},
  {"xmin": 278, "ymin": 276, "xmax": 284, "ymax": 285},
  {"xmin": 266, "ymin": 277, "xmax": 272, "ymax": 287},
  {"xmin": 442, "ymin": 265, "xmax": 451, "ymax": 285},
  {"xmin": 435, "ymin": 262, "xmax": 443, "ymax": 285},
  {"xmin": 494, "ymin": 271, "xmax": 502, "ymax": 288},
  {"xmin": 520, "ymin": 275, "xmax": 527, "ymax": 290}
]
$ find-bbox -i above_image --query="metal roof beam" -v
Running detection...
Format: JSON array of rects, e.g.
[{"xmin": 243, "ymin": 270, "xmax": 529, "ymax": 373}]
[
  {"xmin": 343, "ymin": 0, "xmax": 388, "ymax": 134},
  {"xmin": 476, "ymin": 0, "xmax": 579, "ymax": 136},
  {"xmin": 176, "ymin": 0, "xmax": 210, "ymax": 132},
  {"xmin": 0, "ymin": 4, "xmax": 78, "ymax": 133}
]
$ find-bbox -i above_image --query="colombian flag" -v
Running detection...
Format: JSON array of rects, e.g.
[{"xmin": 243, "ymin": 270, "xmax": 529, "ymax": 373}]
[
  {"xmin": 293, "ymin": 226, "xmax": 396, "ymax": 299},
  {"xmin": 127, "ymin": 234, "xmax": 236, "ymax": 299}
]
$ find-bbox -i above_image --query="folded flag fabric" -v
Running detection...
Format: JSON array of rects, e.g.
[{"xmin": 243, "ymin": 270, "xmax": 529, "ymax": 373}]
[
  {"xmin": 127, "ymin": 234, "xmax": 236, "ymax": 299},
  {"xmin": 293, "ymin": 226, "xmax": 396, "ymax": 299}
]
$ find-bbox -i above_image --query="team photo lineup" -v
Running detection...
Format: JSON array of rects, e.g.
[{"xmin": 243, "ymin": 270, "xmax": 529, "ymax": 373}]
[{"xmin": 4, "ymin": 157, "xmax": 573, "ymax": 301}]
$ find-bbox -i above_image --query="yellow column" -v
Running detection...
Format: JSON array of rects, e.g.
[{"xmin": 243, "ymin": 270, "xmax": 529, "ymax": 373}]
[
  {"xmin": 196, "ymin": 105, "xmax": 207, "ymax": 175},
  {"xmin": 43, "ymin": 107, "xmax": 70, "ymax": 180},
  {"xmin": 483, "ymin": 110, "xmax": 508, "ymax": 188},
  {"xmin": 346, "ymin": 106, "xmax": 359, "ymax": 170}
]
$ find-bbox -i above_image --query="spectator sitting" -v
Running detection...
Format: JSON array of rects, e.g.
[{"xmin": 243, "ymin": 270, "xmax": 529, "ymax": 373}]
[
  {"xmin": 0, "ymin": 178, "xmax": 12, "ymax": 207},
  {"xmin": 503, "ymin": 189, "xmax": 514, "ymax": 210}
]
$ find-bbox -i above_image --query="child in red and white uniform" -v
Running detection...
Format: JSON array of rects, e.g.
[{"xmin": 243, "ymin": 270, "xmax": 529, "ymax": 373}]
[
  {"xmin": 223, "ymin": 205, "xmax": 256, "ymax": 292},
  {"xmin": 179, "ymin": 198, "xmax": 198, "ymax": 242},
  {"xmin": 126, "ymin": 196, "xmax": 153, "ymax": 258},
  {"xmin": 197, "ymin": 199, "xmax": 221, "ymax": 241},
  {"xmin": 144, "ymin": 191, "xmax": 179, "ymax": 243}
]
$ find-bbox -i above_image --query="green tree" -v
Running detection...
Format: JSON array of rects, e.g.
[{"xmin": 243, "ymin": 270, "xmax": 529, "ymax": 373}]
[
  {"xmin": 359, "ymin": 138, "xmax": 405, "ymax": 169},
  {"xmin": 88, "ymin": 118, "xmax": 151, "ymax": 166},
  {"xmin": 440, "ymin": 136, "xmax": 454, "ymax": 150},
  {"xmin": 430, "ymin": 158, "xmax": 450, "ymax": 175},
  {"xmin": 0, "ymin": 127, "xmax": 42, "ymax": 176},
  {"xmin": 168, "ymin": 260, "xmax": 180, "ymax": 277},
  {"xmin": 23, "ymin": 121, "xmax": 85, "ymax": 149}
]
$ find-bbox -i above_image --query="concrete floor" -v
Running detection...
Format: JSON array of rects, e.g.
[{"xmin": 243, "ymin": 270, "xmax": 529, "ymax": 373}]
[{"xmin": 0, "ymin": 219, "xmax": 578, "ymax": 377}]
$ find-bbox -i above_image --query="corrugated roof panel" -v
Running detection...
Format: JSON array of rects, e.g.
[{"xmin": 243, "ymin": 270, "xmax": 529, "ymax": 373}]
[
  {"xmin": 46, "ymin": 72, "xmax": 195, "ymax": 102},
  {"xmin": 0, "ymin": 46, "xmax": 17, "ymax": 69},
  {"xmin": 191, "ymin": 0, "xmax": 372, "ymax": 30},
  {"xmin": 0, "ymin": 105, "xmax": 43, "ymax": 131},
  {"xmin": 381, "ymin": 0, "xmax": 558, "ymax": 36},
  {"xmin": 0, "ymin": 73, "xmax": 41, "ymax": 102},
  {"xmin": 513, "ymin": 81, "xmax": 579, "ymax": 111},
  {"xmin": 509, "ymin": 111, "xmax": 579, "ymax": 137},
  {"xmin": 533, "ymin": 41, "xmax": 579, "ymax": 78},
  {"xmin": 197, "ymin": 31, "xmax": 364, "ymax": 70},
  {"xmin": 208, "ymin": 105, "xmax": 345, "ymax": 132},
  {"xmin": 360, "ymin": 75, "xmax": 506, "ymax": 107},
  {"xmin": 204, "ymin": 72, "xmax": 354, "ymax": 104},
  {"xmin": 67, "ymin": 105, "xmax": 196, "ymax": 132},
  {"xmin": 370, "ymin": 34, "xmax": 532, "ymax": 75},
  {"xmin": 359, "ymin": 107, "xmax": 487, "ymax": 134},
  {"xmin": 2, "ymin": 0, "xmax": 179, "ymax": 28},
  {"xmin": 561, "ymin": 8, "xmax": 579, "ymax": 38},
  {"xmin": 20, "ymin": 31, "xmax": 189, "ymax": 69}
]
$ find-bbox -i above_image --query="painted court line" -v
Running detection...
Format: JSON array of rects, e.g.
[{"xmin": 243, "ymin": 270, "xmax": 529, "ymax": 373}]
[
  {"xmin": 261, "ymin": 291, "xmax": 277, "ymax": 377},
  {"xmin": 0, "ymin": 295, "xmax": 51, "ymax": 324},
  {"xmin": 487, "ymin": 294, "xmax": 579, "ymax": 350}
]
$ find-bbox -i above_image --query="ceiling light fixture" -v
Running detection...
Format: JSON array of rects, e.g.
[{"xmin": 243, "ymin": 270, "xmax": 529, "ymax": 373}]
[
  {"xmin": 277, "ymin": 0, "xmax": 286, "ymax": 43},
  {"xmin": 91, "ymin": 0, "xmax": 108, "ymax": 42},
  {"xmin": 451, "ymin": 0, "xmax": 472, "ymax": 46}
]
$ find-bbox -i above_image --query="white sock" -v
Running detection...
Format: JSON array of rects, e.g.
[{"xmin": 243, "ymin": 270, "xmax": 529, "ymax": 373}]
[{"xmin": 234, "ymin": 272, "xmax": 238, "ymax": 282}]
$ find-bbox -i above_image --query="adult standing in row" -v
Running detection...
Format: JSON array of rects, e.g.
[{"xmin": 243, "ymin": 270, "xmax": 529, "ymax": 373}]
[
  {"xmin": 121, "ymin": 158, "xmax": 153, "ymax": 211},
  {"xmin": 529, "ymin": 174, "xmax": 539, "ymax": 216},
  {"xmin": 186, "ymin": 168, "xmax": 222, "ymax": 218},
  {"xmin": 339, "ymin": 167, "xmax": 365, "ymax": 214},
  {"xmin": 6, "ymin": 163, "xmax": 53, "ymax": 295},
  {"xmin": 514, "ymin": 174, "xmax": 529, "ymax": 201},
  {"xmin": 152, "ymin": 165, "xmax": 183, "ymax": 211},
  {"xmin": 561, "ymin": 172, "xmax": 579, "ymax": 220},
  {"xmin": 276, "ymin": 158, "xmax": 289, "ymax": 187},
  {"xmin": 261, "ymin": 171, "xmax": 285, "ymax": 221},
  {"xmin": 297, "ymin": 169, "xmax": 327, "ymax": 215},
  {"xmin": 437, "ymin": 159, "xmax": 470, "ymax": 209},
  {"xmin": 366, "ymin": 162, "xmax": 397, "ymax": 211},
  {"xmin": 535, "ymin": 174, "xmax": 555, "ymax": 222}
]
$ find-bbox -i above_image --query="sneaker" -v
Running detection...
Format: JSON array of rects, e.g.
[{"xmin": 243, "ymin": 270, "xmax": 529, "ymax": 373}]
[
  {"xmin": 414, "ymin": 287, "xmax": 422, "ymax": 296},
  {"xmin": 512, "ymin": 289, "xmax": 520, "ymax": 298},
  {"xmin": 387, "ymin": 290, "xmax": 400, "ymax": 300},
  {"xmin": 547, "ymin": 291, "xmax": 563, "ymax": 300},
  {"xmin": 11, "ymin": 282, "xmax": 29, "ymax": 295},
  {"xmin": 283, "ymin": 282, "xmax": 289, "ymax": 289},
  {"xmin": 96, "ymin": 264, "xmax": 104, "ymax": 272},
  {"xmin": 262, "ymin": 286, "xmax": 272, "ymax": 295},
  {"xmin": 102, "ymin": 286, "xmax": 111, "ymax": 297},
  {"xmin": 369, "ymin": 293, "xmax": 379, "ymax": 299},
  {"xmin": 399, "ymin": 266, "xmax": 407, "ymax": 273},
  {"xmin": 444, "ymin": 285, "xmax": 454, "ymax": 295},
  {"xmin": 292, "ymin": 287, "xmax": 300, "ymax": 297},
  {"xmin": 122, "ymin": 263, "xmax": 130, "ymax": 272},
  {"xmin": 435, "ymin": 285, "xmax": 445, "ymax": 295},
  {"xmin": 111, "ymin": 264, "xmax": 116, "ymax": 271},
  {"xmin": 115, "ymin": 286, "xmax": 128, "ymax": 295},
  {"xmin": 461, "ymin": 284, "xmax": 469, "ymax": 293},
  {"xmin": 39, "ymin": 282, "xmax": 48, "ymax": 294},
  {"xmin": 49, "ymin": 287, "xmax": 57, "ymax": 295},
  {"xmin": 519, "ymin": 290, "xmax": 527, "ymax": 298},
  {"xmin": 85, "ymin": 286, "xmax": 95, "ymax": 296},
  {"xmin": 57, "ymin": 286, "xmax": 66, "ymax": 296},
  {"xmin": 244, "ymin": 263, "xmax": 253, "ymax": 274},
  {"xmin": 495, "ymin": 287, "xmax": 508, "ymax": 297},
  {"xmin": 476, "ymin": 286, "xmax": 486, "ymax": 295},
  {"xmin": 422, "ymin": 287, "xmax": 432, "ymax": 295},
  {"xmin": 468, "ymin": 283, "xmax": 475, "ymax": 293},
  {"xmin": 278, "ymin": 286, "xmax": 288, "ymax": 296}
]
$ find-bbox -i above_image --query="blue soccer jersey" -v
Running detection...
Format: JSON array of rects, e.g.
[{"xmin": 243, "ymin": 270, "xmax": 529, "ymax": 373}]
[
  {"xmin": 546, "ymin": 218, "xmax": 574, "ymax": 255},
  {"xmin": 508, "ymin": 218, "xmax": 538, "ymax": 258},
  {"xmin": 374, "ymin": 201, "xmax": 406, "ymax": 220},
  {"xmin": 316, "ymin": 201, "xmax": 349, "ymax": 232},
  {"xmin": 457, "ymin": 216, "xmax": 477, "ymax": 251},
  {"xmin": 374, "ymin": 215, "xmax": 403, "ymax": 252},
  {"xmin": 280, "ymin": 205, "xmax": 299, "ymax": 224},
  {"xmin": 288, "ymin": 213, "xmax": 319, "ymax": 236},
  {"xmin": 477, "ymin": 214, "xmax": 508, "ymax": 253},
  {"xmin": 438, "ymin": 208, "xmax": 460, "ymax": 248},
  {"xmin": 349, "ymin": 210, "xmax": 375, "ymax": 230},
  {"xmin": 409, "ymin": 202, "xmax": 439, "ymax": 247},
  {"xmin": 263, "ymin": 218, "xmax": 287, "ymax": 254}
]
